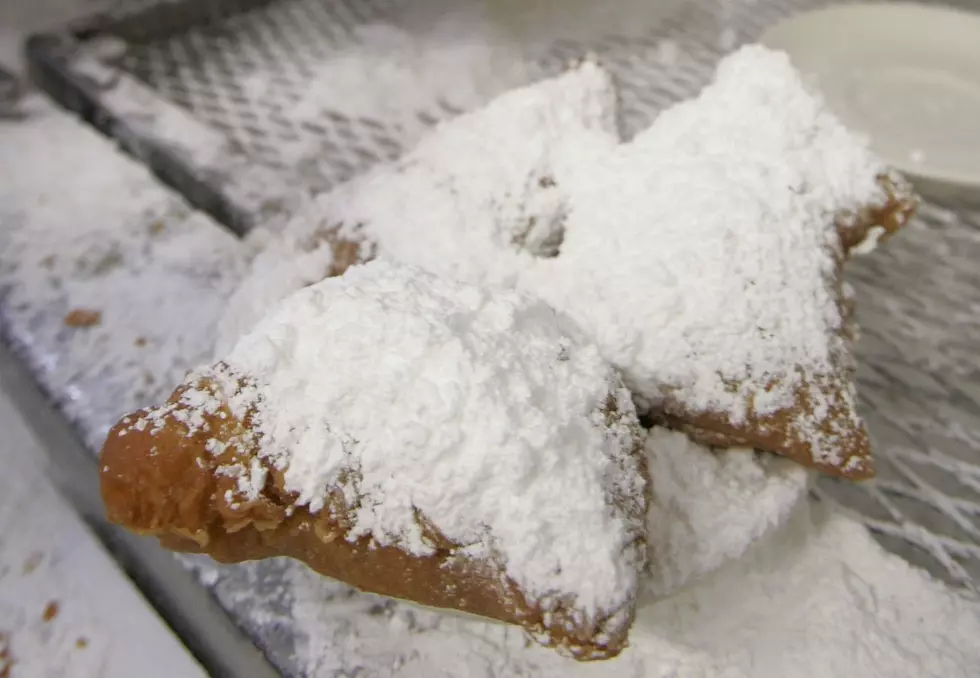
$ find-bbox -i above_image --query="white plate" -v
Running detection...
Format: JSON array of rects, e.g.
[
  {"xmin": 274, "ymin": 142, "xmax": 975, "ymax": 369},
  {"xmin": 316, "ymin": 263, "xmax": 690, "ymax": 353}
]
[{"xmin": 761, "ymin": 3, "xmax": 980, "ymax": 200}]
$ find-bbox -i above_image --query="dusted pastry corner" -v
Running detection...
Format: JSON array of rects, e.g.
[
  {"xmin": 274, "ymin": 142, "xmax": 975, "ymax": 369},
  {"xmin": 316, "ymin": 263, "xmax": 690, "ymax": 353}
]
[{"xmin": 101, "ymin": 261, "xmax": 649, "ymax": 660}]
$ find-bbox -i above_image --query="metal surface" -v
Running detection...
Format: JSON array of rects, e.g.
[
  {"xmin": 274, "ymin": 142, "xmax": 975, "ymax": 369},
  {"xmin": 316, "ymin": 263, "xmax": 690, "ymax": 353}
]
[
  {"xmin": 0, "ymin": 67, "xmax": 22, "ymax": 114},
  {"xmin": 0, "ymin": 341, "xmax": 281, "ymax": 678},
  {"xmin": 16, "ymin": 0, "xmax": 980, "ymax": 674}
]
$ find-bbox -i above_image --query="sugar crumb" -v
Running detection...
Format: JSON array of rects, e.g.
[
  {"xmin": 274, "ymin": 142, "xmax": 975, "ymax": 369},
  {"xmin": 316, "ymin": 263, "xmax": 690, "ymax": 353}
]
[
  {"xmin": 21, "ymin": 552, "xmax": 43, "ymax": 575},
  {"xmin": 63, "ymin": 309, "xmax": 101, "ymax": 328},
  {"xmin": 41, "ymin": 601, "xmax": 59, "ymax": 623}
]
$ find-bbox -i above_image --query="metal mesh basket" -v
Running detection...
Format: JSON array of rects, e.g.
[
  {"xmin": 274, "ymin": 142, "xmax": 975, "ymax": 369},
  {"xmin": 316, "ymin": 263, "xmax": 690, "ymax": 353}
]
[{"xmin": 28, "ymin": 0, "xmax": 980, "ymax": 595}]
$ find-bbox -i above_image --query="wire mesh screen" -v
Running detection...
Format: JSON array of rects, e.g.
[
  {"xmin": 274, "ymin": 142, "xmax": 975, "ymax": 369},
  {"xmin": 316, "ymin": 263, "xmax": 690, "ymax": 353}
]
[
  {"xmin": 79, "ymin": 0, "xmax": 980, "ymax": 591},
  {"xmin": 115, "ymin": 0, "xmax": 771, "ymax": 190}
]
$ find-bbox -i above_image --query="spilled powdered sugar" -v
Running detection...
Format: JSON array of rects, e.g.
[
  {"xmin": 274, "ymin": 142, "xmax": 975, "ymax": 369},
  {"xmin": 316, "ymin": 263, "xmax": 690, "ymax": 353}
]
[
  {"xmin": 522, "ymin": 46, "xmax": 885, "ymax": 452},
  {"xmin": 263, "ymin": 13, "xmax": 532, "ymax": 146},
  {"xmin": 282, "ymin": 467, "xmax": 980, "ymax": 678},
  {"xmin": 235, "ymin": 0, "xmax": 686, "ymax": 157},
  {"xmin": 0, "ymin": 363, "xmax": 207, "ymax": 678},
  {"xmin": 208, "ymin": 261, "xmax": 647, "ymax": 619},
  {"xmin": 0, "ymin": 97, "xmax": 246, "ymax": 451},
  {"xmin": 641, "ymin": 428, "xmax": 810, "ymax": 598}
]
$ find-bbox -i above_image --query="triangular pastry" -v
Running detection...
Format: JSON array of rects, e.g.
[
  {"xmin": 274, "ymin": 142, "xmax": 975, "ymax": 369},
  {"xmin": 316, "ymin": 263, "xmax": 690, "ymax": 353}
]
[
  {"xmin": 521, "ymin": 46, "xmax": 917, "ymax": 478},
  {"xmin": 100, "ymin": 261, "xmax": 648, "ymax": 660}
]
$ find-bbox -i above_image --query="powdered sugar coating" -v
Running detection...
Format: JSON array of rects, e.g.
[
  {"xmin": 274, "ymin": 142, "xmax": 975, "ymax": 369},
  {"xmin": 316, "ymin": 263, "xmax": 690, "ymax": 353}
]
[
  {"xmin": 316, "ymin": 57, "xmax": 617, "ymax": 281},
  {"xmin": 215, "ymin": 58, "xmax": 619, "ymax": 355},
  {"xmin": 215, "ymin": 232, "xmax": 338, "ymax": 356},
  {"xmin": 222, "ymin": 47, "xmax": 893, "ymax": 472},
  {"xmin": 522, "ymin": 46, "xmax": 888, "ymax": 465},
  {"xmin": 206, "ymin": 261, "xmax": 646, "ymax": 621}
]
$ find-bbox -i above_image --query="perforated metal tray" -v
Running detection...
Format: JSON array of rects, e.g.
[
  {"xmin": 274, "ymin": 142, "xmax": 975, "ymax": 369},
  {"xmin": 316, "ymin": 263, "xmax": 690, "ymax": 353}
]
[{"xmin": 22, "ymin": 0, "xmax": 980, "ymax": 673}]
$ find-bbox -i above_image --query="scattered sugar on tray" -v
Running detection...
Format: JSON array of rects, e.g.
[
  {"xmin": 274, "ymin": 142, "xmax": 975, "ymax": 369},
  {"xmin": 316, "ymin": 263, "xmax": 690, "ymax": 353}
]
[
  {"xmin": 640, "ymin": 428, "xmax": 810, "ymax": 597},
  {"xmin": 521, "ymin": 46, "xmax": 887, "ymax": 457},
  {"xmin": 277, "ymin": 14, "xmax": 531, "ymax": 140},
  {"xmin": 285, "ymin": 478, "xmax": 980, "ymax": 678},
  {"xmin": 0, "ymin": 96, "xmax": 247, "ymax": 451},
  {"xmin": 210, "ymin": 260, "xmax": 646, "ymax": 619},
  {"xmin": 215, "ymin": 234, "xmax": 340, "ymax": 356},
  {"xmin": 236, "ymin": 0, "xmax": 684, "ymax": 151},
  {"xmin": 656, "ymin": 39, "xmax": 679, "ymax": 66}
]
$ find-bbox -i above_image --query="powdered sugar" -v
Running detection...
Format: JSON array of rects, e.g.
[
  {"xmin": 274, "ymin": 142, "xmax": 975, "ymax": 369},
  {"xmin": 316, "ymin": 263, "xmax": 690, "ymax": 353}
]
[
  {"xmin": 284, "ymin": 475, "xmax": 980, "ymax": 678},
  {"xmin": 5, "ymin": 12, "xmax": 979, "ymax": 673},
  {"xmin": 522, "ymin": 46, "xmax": 887, "ymax": 461},
  {"xmin": 235, "ymin": 0, "xmax": 685, "ymax": 157},
  {"xmin": 267, "ymin": 16, "xmax": 531, "ymax": 145},
  {"xmin": 193, "ymin": 47, "xmax": 953, "ymax": 673},
  {"xmin": 313, "ymin": 57, "xmax": 617, "ymax": 281},
  {"xmin": 0, "ymin": 367, "xmax": 206, "ymax": 678},
  {"xmin": 216, "ymin": 58, "xmax": 619, "ymax": 354},
  {"xmin": 258, "ymin": 417, "xmax": 967, "ymax": 677},
  {"xmin": 215, "ymin": 232, "xmax": 337, "ymax": 356},
  {"xmin": 213, "ymin": 459, "xmax": 267, "ymax": 503},
  {"xmin": 0, "ymin": 96, "xmax": 247, "ymax": 451},
  {"xmin": 641, "ymin": 428, "xmax": 810, "ymax": 598},
  {"xmin": 206, "ymin": 261, "xmax": 646, "ymax": 620}
]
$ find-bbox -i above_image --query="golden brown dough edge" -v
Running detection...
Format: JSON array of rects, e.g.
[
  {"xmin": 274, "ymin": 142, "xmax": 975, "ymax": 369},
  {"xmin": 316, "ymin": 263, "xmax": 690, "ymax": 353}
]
[
  {"xmin": 837, "ymin": 174, "xmax": 918, "ymax": 253},
  {"xmin": 645, "ymin": 239, "xmax": 875, "ymax": 480},
  {"xmin": 643, "ymin": 175, "xmax": 916, "ymax": 479},
  {"xmin": 99, "ymin": 378, "xmax": 648, "ymax": 661},
  {"xmin": 651, "ymin": 375, "xmax": 873, "ymax": 481}
]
